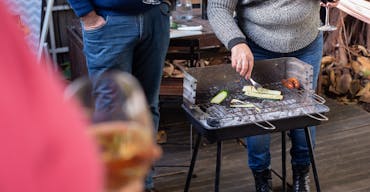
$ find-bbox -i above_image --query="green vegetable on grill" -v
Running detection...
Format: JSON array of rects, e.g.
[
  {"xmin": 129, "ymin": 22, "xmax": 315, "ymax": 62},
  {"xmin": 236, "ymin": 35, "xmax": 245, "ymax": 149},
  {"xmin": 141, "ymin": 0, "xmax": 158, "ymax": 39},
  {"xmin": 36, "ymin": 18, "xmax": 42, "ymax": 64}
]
[
  {"xmin": 210, "ymin": 90, "xmax": 228, "ymax": 104},
  {"xmin": 242, "ymin": 86, "xmax": 281, "ymax": 95},
  {"xmin": 243, "ymin": 85, "xmax": 283, "ymax": 100},
  {"xmin": 230, "ymin": 99, "xmax": 261, "ymax": 112}
]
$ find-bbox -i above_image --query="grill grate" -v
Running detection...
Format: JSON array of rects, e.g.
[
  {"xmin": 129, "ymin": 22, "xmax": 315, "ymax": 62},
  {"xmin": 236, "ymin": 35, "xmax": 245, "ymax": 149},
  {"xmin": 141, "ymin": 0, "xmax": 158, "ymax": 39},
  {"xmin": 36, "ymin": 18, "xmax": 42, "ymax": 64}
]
[
  {"xmin": 182, "ymin": 59, "xmax": 329, "ymax": 130},
  {"xmin": 192, "ymin": 82, "xmax": 329, "ymax": 129}
]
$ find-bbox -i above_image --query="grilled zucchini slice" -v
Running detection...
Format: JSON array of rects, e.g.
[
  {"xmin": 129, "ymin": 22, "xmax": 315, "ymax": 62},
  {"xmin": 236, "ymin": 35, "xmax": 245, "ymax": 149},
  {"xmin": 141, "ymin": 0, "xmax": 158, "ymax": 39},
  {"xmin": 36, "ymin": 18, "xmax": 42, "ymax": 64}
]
[
  {"xmin": 230, "ymin": 99, "xmax": 261, "ymax": 112},
  {"xmin": 210, "ymin": 90, "xmax": 228, "ymax": 104},
  {"xmin": 244, "ymin": 91, "xmax": 283, "ymax": 100},
  {"xmin": 242, "ymin": 86, "xmax": 281, "ymax": 95},
  {"xmin": 243, "ymin": 86, "xmax": 283, "ymax": 100}
]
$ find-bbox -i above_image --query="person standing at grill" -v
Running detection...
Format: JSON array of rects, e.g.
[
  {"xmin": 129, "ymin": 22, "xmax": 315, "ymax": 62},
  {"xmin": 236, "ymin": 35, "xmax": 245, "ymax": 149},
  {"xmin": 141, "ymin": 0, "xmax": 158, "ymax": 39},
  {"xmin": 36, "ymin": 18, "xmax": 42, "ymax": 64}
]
[
  {"xmin": 66, "ymin": 0, "xmax": 171, "ymax": 191},
  {"xmin": 208, "ymin": 0, "xmax": 339, "ymax": 191}
]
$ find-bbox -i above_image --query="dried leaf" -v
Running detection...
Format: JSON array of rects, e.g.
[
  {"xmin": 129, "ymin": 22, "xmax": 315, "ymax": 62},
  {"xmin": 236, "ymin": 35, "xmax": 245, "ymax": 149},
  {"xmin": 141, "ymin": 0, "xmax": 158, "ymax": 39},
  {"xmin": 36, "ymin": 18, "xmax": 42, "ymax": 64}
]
[
  {"xmin": 156, "ymin": 130, "xmax": 167, "ymax": 144},
  {"xmin": 359, "ymin": 92, "xmax": 370, "ymax": 103},
  {"xmin": 357, "ymin": 56, "xmax": 370, "ymax": 72},
  {"xmin": 321, "ymin": 75, "xmax": 330, "ymax": 87},
  {"xmin": 163, "ymin": 62, "xmax": 174, "ymax": 77},
  {"xmin": 335, "ymin": 68, "xmax": 352, "ymax": 94},
  {"xmin": 329, "ymin": 85, "xmax": 340, "ymax": 95},
  {"xmin": 357, "ymin": 82, "xmax": 370, "ymax": 97},
  {"xmin": 337, "ymin": 97, "xmax": 357, "ymax": 105},
  {"xmin": 349, "ymin": 79, "xmax": 362, "ymax": 96},
  {"xmin": 321, "ymin": 56, "xmax": 335, "ymax": 65},
  {"xmin": 324, "ymin": 63, "xmax": 334, "ymax": 75},
  {"xmin": 172, "ymin": 69, "xmax": 184, "ymax": 78},
  {"xmin": 354, "ymin": 45, "xmax": 369, "ymax": 57},
  {"xmin": 329, "ymin": 69, "xmax": 336, "ymax": 86},
  {"xmin": 351, "ymin": 60, "xmax": 362, "ymax": 74}
]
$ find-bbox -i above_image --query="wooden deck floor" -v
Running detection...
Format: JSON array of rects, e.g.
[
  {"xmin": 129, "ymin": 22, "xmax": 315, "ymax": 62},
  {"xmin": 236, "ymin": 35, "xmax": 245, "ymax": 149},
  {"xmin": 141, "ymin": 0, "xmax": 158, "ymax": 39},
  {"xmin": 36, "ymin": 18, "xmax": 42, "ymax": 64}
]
[{"xmin": 154, "ymin": 99, "xmax": 370, "ymax": 192}]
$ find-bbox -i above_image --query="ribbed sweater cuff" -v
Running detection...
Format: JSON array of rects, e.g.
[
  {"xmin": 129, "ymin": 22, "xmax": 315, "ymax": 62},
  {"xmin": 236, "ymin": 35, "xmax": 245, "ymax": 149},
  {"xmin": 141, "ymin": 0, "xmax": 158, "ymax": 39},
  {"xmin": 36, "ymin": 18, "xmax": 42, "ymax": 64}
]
[{"xmin": 227, "ymin": 37, "xmax": 247, "ymax": 50}]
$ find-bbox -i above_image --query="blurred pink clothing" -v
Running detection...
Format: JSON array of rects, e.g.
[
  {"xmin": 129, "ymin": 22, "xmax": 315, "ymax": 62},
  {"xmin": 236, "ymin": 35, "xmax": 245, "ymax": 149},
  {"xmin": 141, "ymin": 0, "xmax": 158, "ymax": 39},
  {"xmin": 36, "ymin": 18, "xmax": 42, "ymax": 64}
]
[{"xmin": 0, "ymin": 3, "xmax": 103, "ymax": 192}]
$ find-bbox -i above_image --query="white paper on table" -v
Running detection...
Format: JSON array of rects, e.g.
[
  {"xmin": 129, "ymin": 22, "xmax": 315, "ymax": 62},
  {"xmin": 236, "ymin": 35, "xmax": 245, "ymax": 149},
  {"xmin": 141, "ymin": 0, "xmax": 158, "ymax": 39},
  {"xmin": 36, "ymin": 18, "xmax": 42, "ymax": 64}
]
[
  {"xmin": 170, "ymin": 29, "xmax": 203, "ymax": 39},
  {"xmin": 177, "ymin": 25, "xmax": 203, "ymax": 31}
]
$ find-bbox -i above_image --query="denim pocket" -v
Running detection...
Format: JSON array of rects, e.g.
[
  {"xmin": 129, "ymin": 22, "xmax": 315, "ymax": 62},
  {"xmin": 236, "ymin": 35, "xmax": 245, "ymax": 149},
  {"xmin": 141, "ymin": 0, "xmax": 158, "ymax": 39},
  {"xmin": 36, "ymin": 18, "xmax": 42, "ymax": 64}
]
[
  {"xmin": 83, "ymin": 16, "xmax": 110, "ymax": 34},
  {"xmin": 159, "ymin": 3, "xmax": 170, "ymax": 16}
]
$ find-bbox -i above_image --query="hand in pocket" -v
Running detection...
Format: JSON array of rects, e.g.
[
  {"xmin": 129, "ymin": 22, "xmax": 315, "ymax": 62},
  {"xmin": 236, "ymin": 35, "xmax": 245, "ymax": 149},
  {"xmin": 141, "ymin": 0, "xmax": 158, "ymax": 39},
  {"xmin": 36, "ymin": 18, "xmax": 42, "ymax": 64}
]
[{"xmin": 81, "ymin": 11, "xmax": 106, "ymax": 31}]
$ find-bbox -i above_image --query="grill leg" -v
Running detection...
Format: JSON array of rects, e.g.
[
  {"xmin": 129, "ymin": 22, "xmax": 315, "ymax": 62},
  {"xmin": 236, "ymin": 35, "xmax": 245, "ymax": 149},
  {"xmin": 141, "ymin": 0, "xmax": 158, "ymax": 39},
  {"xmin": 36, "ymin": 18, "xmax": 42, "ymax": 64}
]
[
  {"xmin": 190, "ymin": 124, "xmax": 193, "ymax": 157},
  {"xmin": 304, "ymin": 127, "xmax": 321, "ymax": 192},
  {"xmin": 184, "ymin": 133, "xmax": 202, "ymax": 192},
  {"xmin": 215, "ymin": 141, "xmax": 222, "ymax": 192},
  {"xmin": 282, "ymin": 131, "xmax": 287, "ymax": 192}
]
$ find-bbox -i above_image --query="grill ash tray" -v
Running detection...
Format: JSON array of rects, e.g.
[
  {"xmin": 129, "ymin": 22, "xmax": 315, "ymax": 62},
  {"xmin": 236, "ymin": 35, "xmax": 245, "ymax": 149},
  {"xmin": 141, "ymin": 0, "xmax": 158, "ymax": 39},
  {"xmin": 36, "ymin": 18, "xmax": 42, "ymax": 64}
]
[{"xmin": 182, "ymin": 100, "xmax": 329, "ymax": 142}]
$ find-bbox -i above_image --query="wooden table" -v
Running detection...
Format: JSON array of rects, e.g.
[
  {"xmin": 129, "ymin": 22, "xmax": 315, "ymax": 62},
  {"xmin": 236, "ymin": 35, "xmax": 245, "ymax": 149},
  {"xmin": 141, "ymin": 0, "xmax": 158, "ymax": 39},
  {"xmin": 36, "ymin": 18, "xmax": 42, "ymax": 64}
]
[{"xmin": 170, "ymin": 9, "xmax": 222, "ymax": 48}]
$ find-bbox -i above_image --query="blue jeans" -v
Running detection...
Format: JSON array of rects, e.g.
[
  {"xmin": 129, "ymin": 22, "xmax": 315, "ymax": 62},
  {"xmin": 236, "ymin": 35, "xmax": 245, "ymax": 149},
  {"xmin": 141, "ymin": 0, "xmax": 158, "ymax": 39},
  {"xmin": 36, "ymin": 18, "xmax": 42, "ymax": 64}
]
[
  {"xmin": 82, "ymin": 3, "xmax": 170, "ymax": 189},
  {"xmin": 244, "ymin": 33, "xmax": 323, "ymax": 171}
]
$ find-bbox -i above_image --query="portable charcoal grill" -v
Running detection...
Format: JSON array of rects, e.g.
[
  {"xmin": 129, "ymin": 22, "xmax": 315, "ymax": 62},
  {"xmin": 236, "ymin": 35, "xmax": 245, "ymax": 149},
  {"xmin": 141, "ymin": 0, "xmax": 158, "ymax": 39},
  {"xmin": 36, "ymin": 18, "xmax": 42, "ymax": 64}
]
[{"xmin": 182, "ymin": 57, "xmax": 329, "ymax": 192}]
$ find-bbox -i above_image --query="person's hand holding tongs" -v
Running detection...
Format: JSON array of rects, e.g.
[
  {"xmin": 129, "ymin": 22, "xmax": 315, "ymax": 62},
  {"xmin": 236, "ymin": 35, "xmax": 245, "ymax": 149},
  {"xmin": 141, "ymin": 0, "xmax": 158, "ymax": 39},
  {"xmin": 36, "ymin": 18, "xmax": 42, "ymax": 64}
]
[
  {"xmin": 231, "ymin": 43, "xmax": 263, "ymax": 89},
  {"xmin": 231, "ymin": 43, "xmax": 254, "ymax": 80}
]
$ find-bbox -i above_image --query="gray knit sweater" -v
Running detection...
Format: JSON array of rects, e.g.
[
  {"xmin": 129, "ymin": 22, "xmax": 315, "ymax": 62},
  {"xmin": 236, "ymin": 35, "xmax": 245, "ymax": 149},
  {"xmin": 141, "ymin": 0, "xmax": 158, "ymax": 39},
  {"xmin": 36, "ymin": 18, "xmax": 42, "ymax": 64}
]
[{"xmin": 208, "ymin": 0, "xmax": 321, "ymax": 53}]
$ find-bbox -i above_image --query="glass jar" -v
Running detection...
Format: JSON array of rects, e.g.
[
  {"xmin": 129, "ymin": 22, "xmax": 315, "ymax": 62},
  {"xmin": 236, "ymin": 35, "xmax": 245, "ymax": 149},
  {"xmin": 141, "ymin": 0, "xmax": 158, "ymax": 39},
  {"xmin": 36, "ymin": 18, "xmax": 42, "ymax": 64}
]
[{"xmin": 173, "ymin": 0, "xmax": 193, "ymax": 21}]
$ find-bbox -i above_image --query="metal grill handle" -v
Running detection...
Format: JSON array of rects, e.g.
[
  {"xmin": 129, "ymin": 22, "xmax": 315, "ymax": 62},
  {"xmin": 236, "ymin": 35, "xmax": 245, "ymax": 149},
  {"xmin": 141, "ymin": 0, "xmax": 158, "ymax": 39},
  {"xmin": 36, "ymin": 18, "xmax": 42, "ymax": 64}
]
[
  {"xmin": 298, "ymin": 89, "xmax": 326, "ymax": 105},
  {"xmin": 302, "ymin": 111, "xmax": 329, "ymax": 121},
  {"xmin": 311, "ymin": 93, "xmax": 326, "ymax": 104},
  {"xmin": 252, "ymin": 119, "xmax": 276, "ymax": 130}
]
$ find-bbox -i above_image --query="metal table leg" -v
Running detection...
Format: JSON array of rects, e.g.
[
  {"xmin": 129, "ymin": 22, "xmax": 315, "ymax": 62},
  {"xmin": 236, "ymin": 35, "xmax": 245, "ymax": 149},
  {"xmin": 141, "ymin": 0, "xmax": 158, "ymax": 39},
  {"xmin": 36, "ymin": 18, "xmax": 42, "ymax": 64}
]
[
  {"xmin": 215, "ymin": 141, "xmax": 222, "ymax": 192},
  {"xmin": 304, "ymin": 127, "xmax": 321, "ymax": 192},
  {"xmin": 184, "ymin": 133, "xmax": 202, "ymax": 192},
  {"xmin": 282, "ymin": 131, "xmax": 287, "ymax": 192}
]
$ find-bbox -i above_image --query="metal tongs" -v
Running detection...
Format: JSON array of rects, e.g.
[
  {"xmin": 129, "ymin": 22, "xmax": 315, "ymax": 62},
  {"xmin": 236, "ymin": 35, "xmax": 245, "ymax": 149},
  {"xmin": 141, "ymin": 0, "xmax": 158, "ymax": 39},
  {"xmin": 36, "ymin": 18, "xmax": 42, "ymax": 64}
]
[
  {"xmin": 240, "ymin": 77, "xmax": 263, "ymax": 90},
  {"xmin": 249, "ymin": 78, "xmax": 263, "ymax": 90}
]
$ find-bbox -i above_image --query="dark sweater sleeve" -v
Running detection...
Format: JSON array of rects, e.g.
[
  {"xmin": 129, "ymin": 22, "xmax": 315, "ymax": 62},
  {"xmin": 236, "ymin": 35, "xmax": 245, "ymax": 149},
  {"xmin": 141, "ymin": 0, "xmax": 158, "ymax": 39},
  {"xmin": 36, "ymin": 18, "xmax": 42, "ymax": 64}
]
[{"xmin": 67, "ymin": 0, "xmax": 94, "ymax": 17}]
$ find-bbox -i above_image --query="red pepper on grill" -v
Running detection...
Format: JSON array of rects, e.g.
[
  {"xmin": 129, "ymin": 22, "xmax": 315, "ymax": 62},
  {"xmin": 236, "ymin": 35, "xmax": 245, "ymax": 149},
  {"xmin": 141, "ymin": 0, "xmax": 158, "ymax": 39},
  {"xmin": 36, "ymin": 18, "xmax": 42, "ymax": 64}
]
[
  {"xmin": 287, "ymin": 77, "xmax": 300, "ymax": 89},
  {"xmin": 282, "ymin": 77, "xmax": 300, "ymax": 89},
  {"xmin": 281, "ymin": 79, "xmax": 294, "ymax": 89}
]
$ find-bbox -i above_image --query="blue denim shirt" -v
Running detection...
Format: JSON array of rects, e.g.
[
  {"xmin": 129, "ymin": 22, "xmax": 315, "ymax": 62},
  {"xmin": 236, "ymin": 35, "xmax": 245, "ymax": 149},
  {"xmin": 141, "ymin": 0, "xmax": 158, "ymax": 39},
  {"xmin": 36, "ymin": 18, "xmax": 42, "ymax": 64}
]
[{"xmin": 67, "ymin": 0, "xmax": 160, "ymax": 17}]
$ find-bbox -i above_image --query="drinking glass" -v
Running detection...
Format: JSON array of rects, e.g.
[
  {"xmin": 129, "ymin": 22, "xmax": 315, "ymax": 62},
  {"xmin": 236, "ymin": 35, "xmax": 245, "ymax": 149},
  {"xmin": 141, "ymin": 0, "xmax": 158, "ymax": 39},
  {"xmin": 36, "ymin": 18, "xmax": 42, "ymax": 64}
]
[
  {"xmin": 142, "ymin": 0, "xmax": 161, "ymax": 5},
  {"xmin": 318, "ymin": 0, "xmax": 337, "ymax": 31},
  {"xmin": 65, "ymin": 72, "xmax": 158, "ymax": 190}
]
